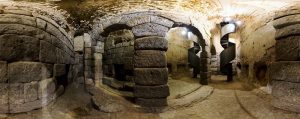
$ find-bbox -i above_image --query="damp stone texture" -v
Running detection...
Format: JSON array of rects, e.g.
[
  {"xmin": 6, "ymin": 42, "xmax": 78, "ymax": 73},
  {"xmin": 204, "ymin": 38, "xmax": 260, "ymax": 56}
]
[
  {"xmin": 271, "ymin": 5, "xmax": 300, "ymax": 113},
  {"xmin": 0, "ymin": 4, "xmax": 75, "ymax": 113}
]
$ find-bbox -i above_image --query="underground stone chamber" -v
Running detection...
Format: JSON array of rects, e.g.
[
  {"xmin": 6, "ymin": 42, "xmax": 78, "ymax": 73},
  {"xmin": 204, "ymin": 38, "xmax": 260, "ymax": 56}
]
[
  {"xmin": 87, "ymin": 12, "xmax": 213, "ymax": 107},
  {"xmin": 0, "ymin": 1, "xmax": 300, "ymax": 118}
]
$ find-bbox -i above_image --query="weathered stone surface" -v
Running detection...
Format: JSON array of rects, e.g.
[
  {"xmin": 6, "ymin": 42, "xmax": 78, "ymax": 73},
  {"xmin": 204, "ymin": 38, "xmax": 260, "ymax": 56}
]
[
  {"xmin": 120, "ymin": 13, "xmax": 148, "ymax": 24},
  {"xmin": 132, "ymin": 23, "xmax": 169, "ymax": 37},
  {"xmin": 56, "ymin": 48, "xmax": 67, "ymax": 64},
  {"xmin": 37, "ymin": 18, "xmax": 47, "ymax": 29},
  {"xmin": 136, "ymin": 98, "xmax": 167, "ymax": 107},
  {"xmin": 84, "ymin": 48, "xmax": 92, "ymax": 59},
  {"xmin": 85, "ymin": 59, "xmax": 94, "ymax": 66},
  {"xmin": 84, "ymin": 71, "xmax": 94, "ymax": 79},
  {"xmin": 74, "ymin": 36, "xmax": 84, "ymax": 52},
  {"xmin": 273, "ymin": 14, "xmax": 300, "ymax": 29},
  {"xmin": 272, "ymin": 80, "xmax": 300, "ymax": 113},
  {"xmin": 274, "ymin": 6, "xmax": 300, "ymax": 19},
  {"xmin": 38, "ymin": 78, "xmax": 56, "ymax": 99},
  {"xmin": 0, "ymin": 84, "xmax": 8, "ymax": 113},
  {"xmin": 108, "ymin": 29, "xmax": 135, "ymax": 44},
  {"xmin": 0, "ymin": 34, "xmax": 40, "ymax": 62},
  {"xmin": 201, "ymin": 57, "xmax": 211, "ymax": 64},
  {"xmin": 124, "ymin": 57, "xmax": 133, "ymax": 70},
  {"xmin": 3, "ymin": 9, "xmax": 32, "ymax": 16},
  {"xmin": 0, "ymin": 24, "xmax": 52, "ymax": 43},
  {"xmin": 135, "ymin": 36, "xmax": 168, "ymax": 51},
  {"xmin": 8, "ymin": 62, "xmax": 51, "ymax": 83},
  {"xmin": 24, "ymin": 81, "xmax": 38, "ymax": 102},
  {"xmin": 150, "ymin": 15, "xmax": 174, "ymax": 28},
  {"xmin": 46, "ymin": 22, "xmax": 72, "ymax": 50},
  {"xmin": 92, "ymin": 45, "xmax": 104, "ymax": 53},
  {"xmin": 91, "ymin": 88, "xmax": 124, "ymax": 113},
  {"xmin": 201, "ymin": 51, "xmax": 212, "ymax": 58},
  {"xmin": 0, "ymin": 14, "xmax": 36, "ymax": 26},
  {"xmin": 134, "ymin": 50, "xmax": 167, "ymax": 68},
  {"xmin": 134, "ymin": 85, "xmax": 170, "ymax": 98},
  {"xmin": 0, "ymin": 61, "xmax": 7, "ymax": 83},
  {"xmin": 270, "ymin": 61, "xmax": 300, "ymax": 82},
  {"xmin": 84, "ymin": 33, "xmax": 92, "ymax": 47},
  {"xmin": 9, "ymin": 99, "xmax": 42, "ymax": 113},
  {"xmin": 200, "ymin": 72, "xmax": 211, "ymax": 81},
  {"xmin": 54, "ymin": 64, "xmax": 66, "ymax": 77},
  {"xmin": 200, "ymin": 65, "xmax": 211, "ymax": 72},
  {"xmin": 275, "ymin": 24, "xmax": 300, "ymax": 40},
  {"xmin": 275, "ymin": 36, "xmax": 300, "ymax": 61},
  {"xmin": 9, "ymin": 88, "xmax": 60, "ymax": 114},
  {"xmin": 40, "ymin": 40, "xmax": 56, "ymax": 63},
  {"xmin": 126, "ymin": 15, "xmax": 151, "ymax": 27},
  {"xmin": 272, "ymin": 98, "xmax": 300, "ymax": 113},
  {"xmin": 101, "ymin": 16, "xmax": 121, "ymax": 30},
  {"xmin": 134, "ymin": 68, "xmax": 168, "ymax": 86},
  {"xmin": 9, "ymin": 83, "xmax": 25, "ymax": 105}
]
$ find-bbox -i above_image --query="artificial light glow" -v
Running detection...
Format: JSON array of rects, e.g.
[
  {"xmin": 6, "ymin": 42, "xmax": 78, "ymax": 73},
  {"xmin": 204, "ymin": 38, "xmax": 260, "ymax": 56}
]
[
  {"xmin": 221, "ymin": 23, "xmax": 236, "ymax": 37},
  {"xmin": 181, "ymin": 28, "xmax": 188, "ymax": 36},
  {"xmin": 224, "ymin": 17, "xmax": 233, "ymax": 22},
  {"xmin": 229, "ymin": 38, "xmax": 236, "ymax": 44},
  {"xmin": 235, "ymin": 20, "xmax": 243, "ymax": 26},
  {"xmin": 187, "ymin": 32, "xmax": 193, "ymax": 40}
]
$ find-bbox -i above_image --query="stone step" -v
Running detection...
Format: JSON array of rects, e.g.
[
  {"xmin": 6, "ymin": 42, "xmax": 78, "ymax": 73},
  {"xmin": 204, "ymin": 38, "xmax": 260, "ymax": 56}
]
[
  {"xmin": 102, "ymin": 77, "xmax": 134, "ymax": 91},
  {"xmin": 211, "ymin": 58, "xmax": 218, "ymax": 62},
  {"xmin": 210, "ymin": 68, "xmax": 218, "ymax": 71}
]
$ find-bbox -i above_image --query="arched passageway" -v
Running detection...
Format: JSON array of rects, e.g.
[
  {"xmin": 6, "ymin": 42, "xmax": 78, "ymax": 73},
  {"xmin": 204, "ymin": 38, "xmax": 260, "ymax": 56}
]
[
  {"xmin": 0, "ymin": 1, "xmax": 300, "ymax": 118},
  {"xmin": 88, "ymin": 11, "xmax": 211, "ymax": 107}
]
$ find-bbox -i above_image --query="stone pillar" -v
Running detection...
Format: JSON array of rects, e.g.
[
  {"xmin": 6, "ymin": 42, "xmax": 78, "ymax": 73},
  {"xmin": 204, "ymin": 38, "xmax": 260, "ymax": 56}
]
[
  {"xmin": 83, "ymin": 33, "xmax": 95, "ymax": 86},
  {"xmin": 271, "ymin": 6, "xmax": 300, "ymax": 113},
  {"xmin": 200, "ymin": 46, "xmax": 211, "ymax": 85},
  {"xmin": 93, "ymin": 41, "xmax": 104, "ymax": 87},
  {"xmin": 134, "ymin": 36, "xmax": 169, "ymax": 107},
  {"xmin": 74, "ymin": 36, "xmax": 84, "ymax": 82}
]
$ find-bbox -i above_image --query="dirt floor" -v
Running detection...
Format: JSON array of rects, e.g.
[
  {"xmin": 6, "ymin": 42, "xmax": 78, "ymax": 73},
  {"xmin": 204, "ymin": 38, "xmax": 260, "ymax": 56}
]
[{"xmin": 1, "ymin": 74, "xmax": 300, "ymax": 119}]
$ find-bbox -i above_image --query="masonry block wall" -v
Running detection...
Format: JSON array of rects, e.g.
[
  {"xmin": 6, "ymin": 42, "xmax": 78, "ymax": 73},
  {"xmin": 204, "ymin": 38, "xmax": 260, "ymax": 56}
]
[
  {"xmin": 0, "ymin": 5, "xmax": 75, "ymax": 113},
  {"xmin": 271, "ymin": 6, "xmax": 300, "ymax": 113},
  {"xmin": 103, "ymin": 29, "xmax": 134, "ymax": 82}
]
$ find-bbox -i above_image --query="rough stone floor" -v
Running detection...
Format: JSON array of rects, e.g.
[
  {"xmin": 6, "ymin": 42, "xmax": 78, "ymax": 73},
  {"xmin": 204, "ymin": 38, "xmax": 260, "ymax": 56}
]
[{"xmin": 1, "ymin": 78, "xmax": 300, "ymax": 119}]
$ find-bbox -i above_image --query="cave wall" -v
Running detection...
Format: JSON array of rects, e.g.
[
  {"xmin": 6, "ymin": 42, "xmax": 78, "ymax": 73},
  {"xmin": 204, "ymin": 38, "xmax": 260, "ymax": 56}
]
[
  {"xmin": 235, "ymin": 13, "xmax": 276, "ymax": 86},
  {"xmin": 0, "ymin": 3, "xmax": 75, "ymax": 113},
  {"xmin": 166, "ymin": 27, "xmax": 193, "ymax": 73}
]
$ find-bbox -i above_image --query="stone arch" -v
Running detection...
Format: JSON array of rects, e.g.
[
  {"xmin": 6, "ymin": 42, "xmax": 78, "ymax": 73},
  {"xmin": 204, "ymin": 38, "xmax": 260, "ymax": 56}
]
[
  {"xmin": 90, "ymin": 11, "xmax": 211, "ymax": 107},
  {"xmin": 169, "ymin": 23, "xmax": 211, "ymax": 84},
  {"xmin": 0, "ymin": 3, "xmax": 75, "ymax": 113}
]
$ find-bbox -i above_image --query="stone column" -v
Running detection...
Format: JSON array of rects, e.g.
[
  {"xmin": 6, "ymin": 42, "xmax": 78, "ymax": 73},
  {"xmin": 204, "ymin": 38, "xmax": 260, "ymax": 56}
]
[
  {"xmin": 134, "ymin": 36, "xmax": 169, "ymax": 107},
  {"xmin": 200, "ymin": 46, "xmax": 211, "ymax": 85},
  {"xmin": 83, "ymin": 33, "xmax": 95, "ymax": 86},
  {"xmin": 271, "ymin": 6, "xmax": 300, "ymax": 113}
]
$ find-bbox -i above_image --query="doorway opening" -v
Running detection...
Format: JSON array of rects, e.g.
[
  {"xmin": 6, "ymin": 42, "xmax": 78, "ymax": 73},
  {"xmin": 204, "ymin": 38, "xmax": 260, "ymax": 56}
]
[{"xmin": 166, "ymin": 27, "xmax": 203, "ymax": 99}]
